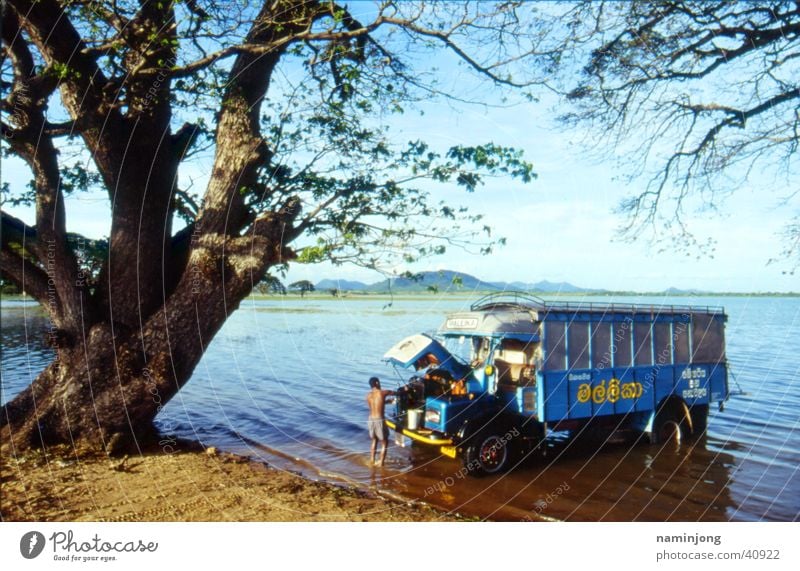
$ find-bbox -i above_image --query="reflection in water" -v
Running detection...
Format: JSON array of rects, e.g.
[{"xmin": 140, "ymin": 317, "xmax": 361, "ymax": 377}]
[
  {"xmin": 2, "ymin": 295, "xmax": 799, "ymax": 521},
  {"xmin": 390, "ymin": 432, "xmax": 737, "ymax": 521}
]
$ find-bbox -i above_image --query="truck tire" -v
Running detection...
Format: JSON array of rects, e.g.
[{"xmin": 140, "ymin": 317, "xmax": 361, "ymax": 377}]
[
  {"xmin": 651, "ymin": 406, "xmax": 690, "ymax": 445},
  {"xmin": 463, "ymin": 431, "xmax": 510, "ymax": 476}
]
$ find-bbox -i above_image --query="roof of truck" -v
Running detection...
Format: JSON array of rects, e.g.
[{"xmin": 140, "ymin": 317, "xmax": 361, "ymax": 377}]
[
  {"xmin": 469, "ymin": 292, "xmax": 727, "ymax": 318},
  {"xmin": 439, "ymin": 308, "xmax": 540, "ymax": 338},
  {"xmin": 438, "ymin": 292, "xmax": 727, "ymax": 338}
]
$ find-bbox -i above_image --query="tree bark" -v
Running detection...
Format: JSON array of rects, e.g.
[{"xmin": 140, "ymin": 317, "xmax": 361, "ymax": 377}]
[
  {"xmin": 2, "ymin": 210, "xmax": 298, "ymax": 454},
  {"xmin": 2, "ymin": 1, "xmax": 312, "ymax": 453}
]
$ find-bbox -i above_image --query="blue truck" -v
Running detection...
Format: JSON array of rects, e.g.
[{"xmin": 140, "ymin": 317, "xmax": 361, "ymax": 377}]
[{"xmin": 383, "ymin": 292, "xmax": 729, "ymax": 476}]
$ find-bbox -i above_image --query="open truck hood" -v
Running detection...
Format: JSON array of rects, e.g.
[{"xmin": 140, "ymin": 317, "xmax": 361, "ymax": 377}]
[{"xmin": 383, "ymin": 333, "xmax": 469, "ymax": 378}]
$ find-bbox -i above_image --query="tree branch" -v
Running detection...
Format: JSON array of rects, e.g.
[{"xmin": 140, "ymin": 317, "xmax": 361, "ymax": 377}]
[
  {"xmin": 8, "ymin": 0, "xmax": 128, "ymax": 191},
  {"xmin": 380, "ymin": 15, "xmax": 531, "ymax": 88},
  {"xmin": 2, "ymin": 8, "xmax": 85, "ymax": 332},
  {"xmin": 197, "ymin": 1, "xmax": 323, "ymax": 237},
  {"xmin": 0, "ymin": 248, "xmax": 54, "ymax": 315}
]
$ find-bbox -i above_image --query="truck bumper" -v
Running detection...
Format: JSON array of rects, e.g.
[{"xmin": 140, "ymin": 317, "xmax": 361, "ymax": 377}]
[{"xmin": 384, "ymin": 418, "xmax": 454, "ymax": 446}]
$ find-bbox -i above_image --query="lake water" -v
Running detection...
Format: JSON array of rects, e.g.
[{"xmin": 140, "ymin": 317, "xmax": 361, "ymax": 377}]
[{"xmin": 2, "ymin": 294, "xmax": 798, "ymax": 521}]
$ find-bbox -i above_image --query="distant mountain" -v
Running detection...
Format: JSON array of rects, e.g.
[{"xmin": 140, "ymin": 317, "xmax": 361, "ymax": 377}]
[
  {"xmin": 315, "ymin": 279, "xmax": 369, "ymax": 291},
  {"xmin": 368, "ymin": 270, "xmax": 500, "ymax": 292},
  {"xmin": 491, "ymin": 279, "xmax": 602, "ymax": 293},
  {"xmin": 315, "ymin": 270, "xmax": 601, "ymax": 293},
  {"xmin": 662, "ymin": 287, "xmax": 707, "ymax": 295}
]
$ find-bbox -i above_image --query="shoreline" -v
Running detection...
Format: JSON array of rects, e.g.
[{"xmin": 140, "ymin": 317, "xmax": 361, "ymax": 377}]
[
  {"xmin": 3, "ymin": 291, "xmax": 798, "ymax": 304},
  {"xmin": 0, "ymin": 442, "xmax": 472, "ymax": 522}
]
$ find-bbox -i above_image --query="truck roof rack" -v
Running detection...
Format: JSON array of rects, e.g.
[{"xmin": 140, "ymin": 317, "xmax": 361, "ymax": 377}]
[
  {"xmin": 470, "ymin": 291, "xmax": 726, "ymax": 316},
  {"xmin": 470, "ymin": 291, "xmax": 545, "ymax": 311}
]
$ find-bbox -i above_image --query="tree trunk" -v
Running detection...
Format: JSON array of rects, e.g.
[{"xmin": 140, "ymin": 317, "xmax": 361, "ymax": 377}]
[
  {"xmin": 2, "ymin": 1, "xmax": 305, "ymax": 454},
  {"xmin": 3, "ymin": 333, "xmax": 165, "ymax": 454},
  {"xmin": 1, "ymin": 220, "xmax": 296, "ymax": 454},
  {"xmin": 2, "ymin": 307, "xmax": 218, "ymax": 454}
]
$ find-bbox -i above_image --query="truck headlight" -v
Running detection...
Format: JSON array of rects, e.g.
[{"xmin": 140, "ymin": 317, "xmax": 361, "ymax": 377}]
[{"xmin": 425, "ymin": 409, "xmax": 441, "ymax": 424}]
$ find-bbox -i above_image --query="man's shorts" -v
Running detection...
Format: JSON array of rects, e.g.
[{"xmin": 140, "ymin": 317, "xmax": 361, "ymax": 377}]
[{"xmin": 368, "ymin": 418, "xmax": 388, "ymax": 441}]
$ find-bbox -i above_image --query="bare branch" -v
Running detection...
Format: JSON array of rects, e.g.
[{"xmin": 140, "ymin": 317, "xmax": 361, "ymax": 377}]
[{"xmin": 555, "ymin": 0, "xmax": 800, "ymax": 260}]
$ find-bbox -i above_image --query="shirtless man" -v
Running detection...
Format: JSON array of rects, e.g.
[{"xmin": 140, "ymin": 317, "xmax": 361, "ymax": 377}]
[{"xmin": 366, "ymin": 377, "xmax": 396, "ymax": 466}]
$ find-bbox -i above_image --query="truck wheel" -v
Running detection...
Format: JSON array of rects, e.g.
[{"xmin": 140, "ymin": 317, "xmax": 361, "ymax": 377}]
[
  {"xmin": 463, "ymin": 432, "xmax": 509, "ymax": 476},
  {"xmin": 651, "ymin": 407, "xmax": 689, "ymax": 445},
  {"xmin": 689, "ymin": 404, "xmax": 709, "ymax": 438}
]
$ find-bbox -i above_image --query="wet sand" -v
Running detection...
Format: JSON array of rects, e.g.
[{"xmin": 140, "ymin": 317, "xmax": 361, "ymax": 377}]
[{"xmin": 0, "ymin": 442, "xmax": 472, "ymax": 522}]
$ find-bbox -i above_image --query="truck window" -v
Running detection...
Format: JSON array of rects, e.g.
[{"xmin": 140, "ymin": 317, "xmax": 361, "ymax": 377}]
[
  {"xmin": 673, "ymin": 320, "xmax": 691, "ymax": 363},
  {"xmin": 544, "ymin": 321, "xmax": 566, "ymax": 370},
  {"xmin": 633, "ymin": 321, "xmax": 653, "ymax": 366},
  {"xmin": 653, "ymin": 322, "xmax": 672, "ymax": 366},
  {"xmin": 443, "ymin": 335, "xmax": 479, "ymax": 365},
  {"xmin": 591, "ymin": 322, "xmax": 611, "ymax": 369},
  {"xmin": 692, "ymin": 314, "xmax": 725, "ymax": 363},
  {"xmin": 568, "ymin": 321, "xmax": 590, "ymax": 370},
  {"xmin": 612, "ymin": 320, "xmax": 632, "ymax": 368}
]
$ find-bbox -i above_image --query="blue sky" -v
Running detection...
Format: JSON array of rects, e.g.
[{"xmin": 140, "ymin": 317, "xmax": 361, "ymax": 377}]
[
  {"xmin": 3, "ymin": 84, "xmax": 796, "ymax": 293},
  {"xmin": 286, "ymin": 93, "xmax": 797, "ymax": 293},
  {"xmin": 2, "ymin": 11, "xmax": 797, "ymax": 294}
]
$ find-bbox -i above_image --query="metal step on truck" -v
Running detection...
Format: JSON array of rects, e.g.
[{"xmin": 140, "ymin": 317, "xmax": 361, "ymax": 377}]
[{"xmin": 383, "ymin": 292, "xmax": 729, "ymax": 476}]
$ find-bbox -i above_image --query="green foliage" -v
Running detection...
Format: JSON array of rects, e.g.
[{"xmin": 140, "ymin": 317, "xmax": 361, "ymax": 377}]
[
  {"xmin": 1, "ymin": 182, "xmax": 33, "ymax": 208},
  {"xmin": 0, "ymin": 279, "xmax": 21, "ymax": 295},
  {"xmin": 256, "ymin": 275, "xmax": 286, "ymax": 295},
  {"xmin": 289, "ymin": 280, "xmax": 315, "ymax": 297},
  {"xmin": 2, "ymin": 0, "xmax": 543, "ymax": 294},
  {"xmin": 66, "ymin": 233, "xmax": 108, "ymax": 291},
  {"xmin": 250, "ymin": 76, "xmax": 535, "ymax": 274},
  {"xmin": 1, "ymin": 207, "xmax": 106, "ymax": 293},
  {"xmin": 49, "ymin": 62, "xmax": 81, "ymax": 81},
  {"xmin": 59, "ymin": 164, "xmax": 103, "ymax": 195}
]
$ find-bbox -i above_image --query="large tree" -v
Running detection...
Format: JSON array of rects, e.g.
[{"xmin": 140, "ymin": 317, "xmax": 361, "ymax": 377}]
[
  {"xmin": 0, "ymin": 1, "xmax": 538, "ymax": 452},
  {"xmin": 546, "ymin": 1, "xmax": 799, "ymax": 261}
]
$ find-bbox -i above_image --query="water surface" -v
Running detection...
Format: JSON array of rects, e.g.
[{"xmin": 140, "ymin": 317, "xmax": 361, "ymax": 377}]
[{"xmin": 2, "ymin": 294, "xmax": 798, "ymax": 521}]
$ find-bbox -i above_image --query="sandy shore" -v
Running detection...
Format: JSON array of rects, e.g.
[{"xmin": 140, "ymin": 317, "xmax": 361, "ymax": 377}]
[{"xmin": 0, "ymin": 442, "xmax": 466, "ymax": 522}]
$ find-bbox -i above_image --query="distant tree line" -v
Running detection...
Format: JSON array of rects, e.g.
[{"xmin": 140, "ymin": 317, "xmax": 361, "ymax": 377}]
[{"xmin": 253, "ymin": 277, "xmax": 318, "ymax": 297}]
